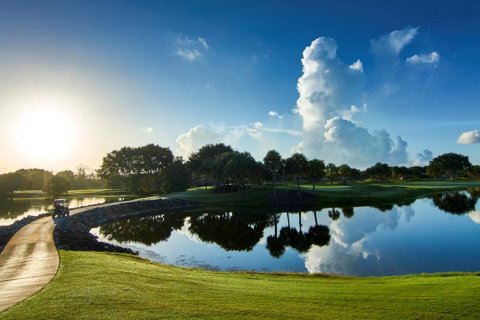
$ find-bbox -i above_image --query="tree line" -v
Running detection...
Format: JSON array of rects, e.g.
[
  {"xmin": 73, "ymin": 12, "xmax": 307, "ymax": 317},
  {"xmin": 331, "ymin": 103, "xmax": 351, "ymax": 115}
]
[
  {"xmin": 2, "ymin": 143, "xmax": 478, "ymax": 199},
  {"xmin": 97, "ymin": 143, "xmax": 480, "ymax": 195},
  {"xmin": 0, "ymin": 167, "xmax": 105, "ymax": 200}
]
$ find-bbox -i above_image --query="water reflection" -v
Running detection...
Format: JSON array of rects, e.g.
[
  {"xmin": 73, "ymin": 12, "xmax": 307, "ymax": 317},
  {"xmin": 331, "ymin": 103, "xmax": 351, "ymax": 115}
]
[
  {"xmin": 92, "ymin": 191, "xmax": 480, "ymax": 275},
  {"xmin": 0, "ymin": 196, "xmax": 132, "ymax": 225},
  {"xmin": 430, "ymin": 191, "xmax": 477, "ymax": 215}
]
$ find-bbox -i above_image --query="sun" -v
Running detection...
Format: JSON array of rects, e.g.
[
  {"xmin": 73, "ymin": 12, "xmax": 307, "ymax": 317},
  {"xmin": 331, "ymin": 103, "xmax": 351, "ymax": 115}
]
[{"xmin": 13, "ymin": 106, "xmax": 77, "ymax": 162}]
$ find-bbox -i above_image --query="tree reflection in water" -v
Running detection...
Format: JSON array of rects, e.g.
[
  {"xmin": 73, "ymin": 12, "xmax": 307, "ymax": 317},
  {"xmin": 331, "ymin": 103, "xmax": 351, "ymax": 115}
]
[
  {"xmin": 188, "ymin": 212, "xmax": 269, "ymax": 251},
  {"xmin": 99, "ymin": 209, "xmax": 331, "ymax": 258},
  {"xmin": 430, "ymin": 191, "xmax": 478, "ymax": 215},
  {"xmin": 99, "ymin": 213, "xmax": 187, "ymax": 245}
]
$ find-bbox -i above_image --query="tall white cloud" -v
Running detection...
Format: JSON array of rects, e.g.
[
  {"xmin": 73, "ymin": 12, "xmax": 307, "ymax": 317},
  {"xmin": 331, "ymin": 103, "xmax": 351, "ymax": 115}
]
[
  {"xmin": 370, "ymin": 27, "xmax": 419, "ymax": 55},
  {"xmin": 295, "ymin": 37, "xmax": 408, "ymax": 166},
  {"xmin": 458, "ymin": 130, "xmax": 480, "ymax": 144}
]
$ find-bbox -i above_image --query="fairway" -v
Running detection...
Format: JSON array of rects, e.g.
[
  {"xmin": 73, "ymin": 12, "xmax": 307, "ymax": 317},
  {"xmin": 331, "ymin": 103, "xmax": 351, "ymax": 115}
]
[{"xmin": 2, "ymin": 251, "xmax": 479, "ymax": 319}]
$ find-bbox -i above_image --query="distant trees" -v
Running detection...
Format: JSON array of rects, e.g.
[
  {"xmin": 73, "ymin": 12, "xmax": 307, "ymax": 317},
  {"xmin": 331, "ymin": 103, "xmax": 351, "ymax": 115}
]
[
  {"xmin": 0, "ymin": 173, "xmax": 26, "ymax": 200},
  {"xmin": 364, "ymin": 163, "xmax": 391, "ymax": 181},
  {"xmin": 427, "ymin": 153, "xmax": 472, "ymax": 179}
]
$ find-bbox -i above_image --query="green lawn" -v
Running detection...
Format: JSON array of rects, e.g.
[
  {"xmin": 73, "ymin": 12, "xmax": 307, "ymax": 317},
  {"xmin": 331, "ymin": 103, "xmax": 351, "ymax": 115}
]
[
  {"xmin": 2, "ymin": 251, "xmax": 479, "ymax": 319},
  {"xmin": 168, "ymin": 180, "xmax": 480, "ymax": 208}
]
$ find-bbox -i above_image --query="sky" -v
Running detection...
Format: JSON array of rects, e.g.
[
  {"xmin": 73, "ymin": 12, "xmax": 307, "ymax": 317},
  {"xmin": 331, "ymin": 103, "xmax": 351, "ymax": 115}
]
[{"xmin": 0, "ymin": 0, "xmax": 479, "ymax": 173}]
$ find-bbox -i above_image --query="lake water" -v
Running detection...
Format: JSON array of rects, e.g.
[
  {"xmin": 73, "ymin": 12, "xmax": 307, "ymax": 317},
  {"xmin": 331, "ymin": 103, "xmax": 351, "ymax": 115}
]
[
  {"xmin": 91, "ymin": 190, "xmax": 480, "ymax": 276},
  {"xmin": 0, "ymin": 196, "xmax": 133, "ymax": 226}
]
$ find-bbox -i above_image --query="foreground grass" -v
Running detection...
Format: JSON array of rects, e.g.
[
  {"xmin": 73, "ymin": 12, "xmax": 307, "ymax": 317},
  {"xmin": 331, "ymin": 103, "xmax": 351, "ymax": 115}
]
[
  {"xmin": 169, "ymin": 180, "xmax": 480, "ymax": 208},
  {"xmin": 3, "ymin": 251, "xmax": 479, "ymax": 319}
]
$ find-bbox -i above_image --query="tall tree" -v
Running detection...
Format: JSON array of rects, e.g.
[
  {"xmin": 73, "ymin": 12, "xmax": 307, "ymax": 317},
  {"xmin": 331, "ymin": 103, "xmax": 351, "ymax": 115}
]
[
  {"xmin": 263, "ymin": 150, "xmax": 283, "ymax": 196},
  {"xmin": 338, "ymin": 164, "xmax": 352, "ymax": 185},
  {"xmin": 325, "ymin": 163, "xmax": 338, "ymax": 184},
  {"xmin": 286, "ymin": 153, "xmax": 308, "ymax": 195},
  {"xmin": 164, "ymin": 158, "xmax": 191, "ymax": 193},
  {"xmin": 307, "ymin": 159, "xmax": 325, "ymax": 190}
]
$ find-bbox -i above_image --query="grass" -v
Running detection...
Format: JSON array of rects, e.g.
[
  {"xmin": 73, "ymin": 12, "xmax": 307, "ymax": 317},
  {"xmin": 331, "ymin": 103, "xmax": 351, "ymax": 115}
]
[
  {"xmin": 2, "ymin": 251, "xmax": 479, "ymax": 319},
  {"xmin": 168, "ymin": 180, "xmax": 480, "ymax": 208}
]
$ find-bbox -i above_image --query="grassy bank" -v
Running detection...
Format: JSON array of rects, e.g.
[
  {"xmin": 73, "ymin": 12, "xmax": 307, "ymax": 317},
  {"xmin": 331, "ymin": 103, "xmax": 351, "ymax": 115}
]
[
  {"xmin": 168, "ymin": 180, "xmax": 480, "ymax": 208},
  {"xmin": 2, "ymin": 251, "xmax": 479, "ymax": 319}
]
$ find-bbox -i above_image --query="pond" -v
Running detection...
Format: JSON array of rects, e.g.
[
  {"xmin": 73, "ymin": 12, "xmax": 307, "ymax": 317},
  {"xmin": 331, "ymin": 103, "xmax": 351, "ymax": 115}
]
[
  {"xmin": 92, "ymin": 190, "xmax": 480, "ymax": 276},
  {"xmin": 0, "ymin": 196, "xmax": 135, "ymax": 226}
]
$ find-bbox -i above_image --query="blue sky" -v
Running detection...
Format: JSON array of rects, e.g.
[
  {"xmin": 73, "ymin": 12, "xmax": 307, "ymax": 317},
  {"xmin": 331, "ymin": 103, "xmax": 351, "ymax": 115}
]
[{"xmin": 0, "ymin": 0, "xmax": 479, "ymax": 171}]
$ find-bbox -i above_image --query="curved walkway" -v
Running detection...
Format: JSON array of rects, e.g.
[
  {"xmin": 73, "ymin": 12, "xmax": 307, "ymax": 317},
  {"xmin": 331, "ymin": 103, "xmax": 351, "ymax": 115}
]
[
  {"xmin": 0, "ymin": 216, "xmax": 58, "ymax": 312},
  {"xmin": 0, "ymin": 197, "xmax": 160, "ymax": 312}
]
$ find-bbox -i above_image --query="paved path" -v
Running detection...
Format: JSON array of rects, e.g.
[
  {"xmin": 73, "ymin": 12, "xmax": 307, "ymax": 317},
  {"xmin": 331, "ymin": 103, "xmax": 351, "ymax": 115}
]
[
  {"xmin": 0, "ymin": 196, "xmax": 159, "ymax": 312},
  {"xmin": 0, "ymin": 216, "xmax": 58, "ymax": 312}
]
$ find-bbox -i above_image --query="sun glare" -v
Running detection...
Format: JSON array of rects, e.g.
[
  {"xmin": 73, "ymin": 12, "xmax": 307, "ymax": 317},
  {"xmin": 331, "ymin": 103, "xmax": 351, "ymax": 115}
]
[{"xmin": 13, "ymin": 106, "xmax": 77, "ymax": 162}]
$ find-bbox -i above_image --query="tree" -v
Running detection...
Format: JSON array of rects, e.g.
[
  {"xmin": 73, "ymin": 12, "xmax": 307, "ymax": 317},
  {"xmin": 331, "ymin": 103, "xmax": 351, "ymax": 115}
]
[
  {"xmin": 164, "ymin": 158, "xmax": 191, "ymax": 193},
  {"xmin": 223, "ymin": 152, "xmax": 258, "ymax": 190},
  {"xmin": 263, "ymin": 150, "xmax": 283, "ymax": 196},
  {"xmin": 427, "ymin": 152, "xmax": 472, "ymax": 179},
  {"xmin": 187, "ymin": 143, "xmax": 234, "ymax": 189},
  {"xmin": 307, "ymin": 159, "xmax": 325, "ymax": 190},
  {"xmin": 325, "ymin": 163, "xmax": 338, "ymax": 184},
  {"xmin": 364, "ymin": 163, "xmax": 391, "ymax": 181},
  {"xmin": 43, "ymin": 175, "xmax": 70, "ymax": 197},
  {"xmin": 338, "ymin": 164, "xmax": 352, "ymax": 185},
  {"xmin": 98, "ymin": 144, "xmax": 174, "ymax": 193},
  {"xmin": 468, "ymin": 165, "xmax": 480, "ymax": 180},
  {"xmin": 56, "ymin": 170, "xmax": 76, "ymax": 186},
  {"xmin": 0, "ymin": 172, "xmax": 26, "ymax": 200},
  {"xmin": 286, "ymin": 153, "xmax": 308, "ymax": 195}
]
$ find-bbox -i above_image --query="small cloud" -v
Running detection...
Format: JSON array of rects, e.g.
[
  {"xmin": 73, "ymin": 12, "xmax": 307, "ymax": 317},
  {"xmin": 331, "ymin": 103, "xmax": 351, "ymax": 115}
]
[
  {"xmin": 176, "ymin": 48, "xmax": 201, "ymax": 62},
  {"xmin": 371, "ymin": 27, "xmax": 419, "ymax": 56},
  {"xmin": 348, "ymin": 59, "xmax": 363, "ymax": 73},
  {"xmin": 268, "ymin": 110, "xmax": 284, "ymax": 119},
  {"xmin": 197, "ymin": 37, "xmax": 209, "ymax": 49},
  {"xmin": 406, "ymin": 51, "xmax": 440, "ymax": 67},
  {"xmin": 175, "ymin": 36, "xmax": 209, "ymax": 62},
  {"xmin": 458, "ymin": 130, "xmax": 480, "ymax": 144}
]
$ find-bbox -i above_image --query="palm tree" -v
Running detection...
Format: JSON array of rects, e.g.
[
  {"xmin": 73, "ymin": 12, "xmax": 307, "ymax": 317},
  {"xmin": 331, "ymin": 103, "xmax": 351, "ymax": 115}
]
[{"xmin": 263, "ymin": 150, "xmax": 283, "ymax": 196}]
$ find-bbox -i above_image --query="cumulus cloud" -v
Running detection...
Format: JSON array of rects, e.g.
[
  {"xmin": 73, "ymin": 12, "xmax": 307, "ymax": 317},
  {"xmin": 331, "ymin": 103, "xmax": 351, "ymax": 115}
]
[
  {"xmin": 295, "ymin": 37, "xmax": 408, "ymax": 166},
  {"xmin": 457, "ymin": 130, "xmax": 480, "ymax": 144},
  {"xmin": 414, "ymin": 149, "xmax": 434, "ymax": 166},
  {"xmin": 323, "ymin": 117, "xmax": 408, "ymax": 165},
  {"xmin": 370, "ymin": 27, "xmax": 419, "ymax": 56},
  {"xmin": 348, "ymin": 59, "xmax": 363, "ymax": 73},
  {"xmin": 406, "ymin": 51, "xmax": 440, "ymax": 66},
  {"xmin": 175, "ymin": 125, "xmax": 221, "ymax": 157},
  {"xmin": 268, "ymin": 110, "xmax": 284, "ymax": 119},
  {"xmin": 175, "ymin": 36, "xmax": 209, "ymax": 62}
]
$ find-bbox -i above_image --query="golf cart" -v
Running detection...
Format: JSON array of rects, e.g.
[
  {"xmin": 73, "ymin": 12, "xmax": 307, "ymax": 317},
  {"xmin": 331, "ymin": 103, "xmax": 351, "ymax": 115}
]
[{"xmin": 52, "ymin": 199, "xmax": 70, "ymax": 218}]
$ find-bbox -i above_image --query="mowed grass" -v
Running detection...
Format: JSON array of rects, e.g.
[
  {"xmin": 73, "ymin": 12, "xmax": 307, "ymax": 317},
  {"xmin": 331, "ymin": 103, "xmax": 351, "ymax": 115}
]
[
  {"xmin": 3, "ymin": 251, "xmax": 479, "ymax": 319},
  {"xmin": 168, "ymin": 180, "xmax": 480, "ymax": 208}
]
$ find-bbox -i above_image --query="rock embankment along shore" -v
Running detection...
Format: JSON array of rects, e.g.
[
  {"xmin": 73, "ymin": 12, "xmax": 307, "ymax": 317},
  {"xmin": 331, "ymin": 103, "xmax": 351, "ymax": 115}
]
[{"xmin": 54, "ymin": 198, "xmax": 200, "ymax": 254}]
